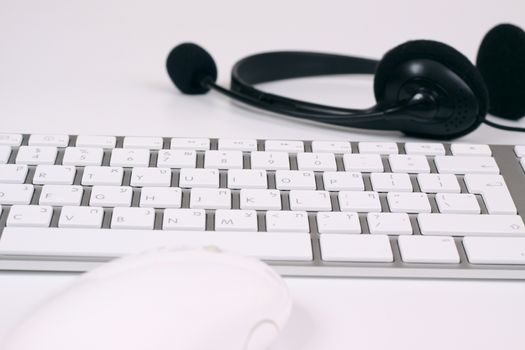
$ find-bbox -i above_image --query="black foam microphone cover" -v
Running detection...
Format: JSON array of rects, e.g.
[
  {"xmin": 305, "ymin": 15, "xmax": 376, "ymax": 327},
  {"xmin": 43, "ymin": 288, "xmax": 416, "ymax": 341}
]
[
  {"xmin": 477, "ymin": 23, "xmax": 525, "ymax": 120},
  {"xmin": 166, "ymin": 43, "xmax": 218, "ymax": 94}
]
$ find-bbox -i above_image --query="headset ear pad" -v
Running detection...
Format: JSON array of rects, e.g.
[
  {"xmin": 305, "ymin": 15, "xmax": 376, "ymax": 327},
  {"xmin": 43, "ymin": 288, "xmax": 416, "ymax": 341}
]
[{"xmin": 374, "ymin": 40, "xmax": 489, "ymax": 138}]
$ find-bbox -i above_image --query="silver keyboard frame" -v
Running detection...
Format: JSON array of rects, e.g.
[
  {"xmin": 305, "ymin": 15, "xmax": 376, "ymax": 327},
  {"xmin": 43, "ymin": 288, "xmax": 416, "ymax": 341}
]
[{"xmin": 1, "ymin": 135, "xmax": 525, "ymax": 280}]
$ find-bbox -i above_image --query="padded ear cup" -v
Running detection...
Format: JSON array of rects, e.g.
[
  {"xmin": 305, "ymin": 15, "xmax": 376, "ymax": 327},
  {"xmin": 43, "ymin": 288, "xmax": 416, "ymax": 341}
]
[
  {"xmin": 477, "ymin": 23, "xmax": 525, "ymax": 120},
  {"xmin": 374, "ymin": 40, "xmax": 489, "ymax": 137}
]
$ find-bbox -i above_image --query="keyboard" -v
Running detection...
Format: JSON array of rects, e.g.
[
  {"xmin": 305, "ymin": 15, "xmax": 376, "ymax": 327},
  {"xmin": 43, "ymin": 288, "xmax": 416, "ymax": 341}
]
[{"xmin": 0, "ymin": 133, "xmax": 525, "ymax": 280}]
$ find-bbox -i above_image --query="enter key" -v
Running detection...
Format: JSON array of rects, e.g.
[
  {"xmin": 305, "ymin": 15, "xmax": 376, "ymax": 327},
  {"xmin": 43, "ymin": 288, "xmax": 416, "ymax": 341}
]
[{"xmin": 464, "ymin": 174, "xmax": 517, "ymax": 214}]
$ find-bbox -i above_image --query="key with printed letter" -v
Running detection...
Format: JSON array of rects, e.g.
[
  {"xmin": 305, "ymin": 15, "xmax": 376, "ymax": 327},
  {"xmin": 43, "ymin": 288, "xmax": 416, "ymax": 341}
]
[
  {"xmin": 179, "ymin": 169, "xmax": 219, "ymax": 188},
  {"xmin": 239, "ymin": 189, "xmax": 281, "ymax": 210},
  {"xmin": 82, "ymin": 166, "xmax": 124, "ymax": 186},
  {"xmin": 59, "ymin": 206, "xmax": 104, "ymax": 228},
  {"xmin": 111, "ymin": 207, "xmax": 155, "ymax": 229},
  {"xmin": 33, "ymin": 165, "xmax": 76, "ymax": 185},
  {"xmin": 190, "ymin": 188, "xmax": 231, "ymax": 209},
  {"xmin": 39, "ymin": 185, "xmax": 83, "ymax": 206},
  {"xmin": 163, "ymin": 208, "xmax": 206, "ymax": 231},
  {"xmin": 139, "ymin": 187, "xmax": 182, "ymax": 208},
  {"xmin": 89, "ymin": 186, "xmax": 133, "ymax": 207},
  {"xmin": 7, "ymin": 205, "xmax": 53, "ymax": 227},
  {"xmin": 130, "ymin": 167, "xmax": 172, "ymax": 187},
  {"xmin": 0, "ymin": 164, "xmax": 29, "ymax": 184},
  {"xmin": 275, "ymin": 170, "xmax": 316, "ymax": 190},
  {"xmin": 215, "ymin": 209, "xmax": 258, "ymax": 231}
]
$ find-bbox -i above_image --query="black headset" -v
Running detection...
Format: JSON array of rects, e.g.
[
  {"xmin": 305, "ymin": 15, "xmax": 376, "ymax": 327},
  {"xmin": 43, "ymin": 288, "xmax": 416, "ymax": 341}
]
[{"xmin": 166, "ymin": 23, "xmax": 525, "ymax": 140}]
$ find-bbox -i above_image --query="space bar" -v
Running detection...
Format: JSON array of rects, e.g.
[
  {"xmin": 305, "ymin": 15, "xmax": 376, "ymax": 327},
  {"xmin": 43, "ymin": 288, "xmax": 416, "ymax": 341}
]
[{"xmin": 0, "ymin": 228, "xmax": 313, "ymax": 261}]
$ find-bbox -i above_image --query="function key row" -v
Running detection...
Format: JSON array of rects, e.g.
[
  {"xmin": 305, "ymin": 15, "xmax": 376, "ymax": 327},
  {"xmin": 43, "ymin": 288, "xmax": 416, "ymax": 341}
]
[{"xmin": 0, "ymin": 133, "xmax": 506, "ymax": 155}]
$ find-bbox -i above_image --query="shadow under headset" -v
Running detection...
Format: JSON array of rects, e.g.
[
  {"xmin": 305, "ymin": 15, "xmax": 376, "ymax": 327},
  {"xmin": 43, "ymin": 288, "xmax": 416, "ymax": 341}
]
[{"xmin": 166, "ymin": 23, "xmax": 525, "ymax": 140}]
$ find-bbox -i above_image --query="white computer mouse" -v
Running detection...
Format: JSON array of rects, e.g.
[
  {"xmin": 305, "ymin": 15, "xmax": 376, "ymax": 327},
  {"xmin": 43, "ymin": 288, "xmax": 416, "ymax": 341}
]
[{"xmin": 2, "ymin": 247, "xmax": 292, "ymax": 350}]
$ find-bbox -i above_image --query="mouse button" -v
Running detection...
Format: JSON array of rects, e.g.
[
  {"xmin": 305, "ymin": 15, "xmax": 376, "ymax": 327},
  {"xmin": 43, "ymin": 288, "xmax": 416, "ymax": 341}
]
[{"xmin": 244, "ymin": 320, "xmax": 280, "ymax": 350}]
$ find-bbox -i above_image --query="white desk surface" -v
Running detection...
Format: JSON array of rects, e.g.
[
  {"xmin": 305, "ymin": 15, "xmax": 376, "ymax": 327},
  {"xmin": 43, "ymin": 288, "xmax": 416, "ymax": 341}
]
[{"xmin": 1, "ymin": 1, "xmax": 525, "ymax": 349}]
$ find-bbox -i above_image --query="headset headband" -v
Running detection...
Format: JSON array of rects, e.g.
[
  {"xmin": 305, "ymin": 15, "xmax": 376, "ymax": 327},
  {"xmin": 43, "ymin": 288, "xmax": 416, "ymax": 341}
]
[{"xmin": 231, "ymin": 51, "xmax": 378, "ymax": 90}]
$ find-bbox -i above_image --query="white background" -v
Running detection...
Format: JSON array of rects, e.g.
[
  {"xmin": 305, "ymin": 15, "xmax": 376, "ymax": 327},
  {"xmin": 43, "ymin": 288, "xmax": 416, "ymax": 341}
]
[{"xmin": 1, "ymin": 1, "xmax": 525, "ymax": 349}]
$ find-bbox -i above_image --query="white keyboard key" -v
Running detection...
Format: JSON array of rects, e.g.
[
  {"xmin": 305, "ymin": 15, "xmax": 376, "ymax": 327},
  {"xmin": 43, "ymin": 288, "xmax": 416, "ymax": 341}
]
[
  {"xmin": 0, "ymin": 134, "xmax": 22, "ymax": 146},
  {"xmin": 434, "ymin": 156, "xmax": 499, "ymax": 174},
  {"xmin": 338, "ymin": 191, "xmax": 381, "ymax": 212},
  {"xmin": 358, "ymin": 142, "xmax": 398, "ymax": 154},
  {"xmin": 215, "ymin": 209, "xmax": 257, "ymax": 232},
  {"xmin": 227, "ymin": 169, "xmax": 267, "ymax": 189},
  {"xmin": 514, "ymin": 145, "xmax": 525, "ymax": 157},
  {"xmin": 171, "ymin": 138, "xmax": 210, "ymax": 151},
  {"xmin": 179, "ymin": 168, "xmax": 219, "ymax": 188},
  {"xmin": 463, "ymin": 236, "xmax": 525, "ymax": 264},
  {"xmin": 266, "ymin": 211, "xmax": 309, "ymax": 233},
  {"xmin": 370, "ymin": 173, "xmax": 412, "ymax": 192},
  {"xmin": 296, "ymin": 152, "xmax": 337, "ymax": 171},
  {"xmin": 464, "ymin": 174, "xmax": 517, "ymax": 214},
  {"xmin": 123, "ymin": 136, "xmax": 163, "ymax": 149},
  {"xmin": 417, "ymin": 173, "xmax": 460, "ymax": 193},
  {"xmin": 387, "ymin": 192, "xmax": 431, "ymax": 213},
  {"xmin": 289, "ymin": 190, "xmax": 332, "ymax": 211},
  {"xmin": 343, "ymin": 154, "xmax": 383, "ymax": 172},
  {"xmin": 251, "ymin": 151, "xmax": 290, "ymax": 170},
  {"xmin": 521, "ymin": 158, "xmax": 525, "ymax": 172},
  {"xmin": 89, "ymin": 186, "xmax": 132, "ymax": 207},
  {"xmin": 316, "ymin": 212, "xmax": 361, "ymax": 234},
  {"xmin": 265, "ymin": 140, "xmax": 304, "ymax": 152},
  {"xmin": 418, "ymin": 213, "xmax": 525, "ymax": 236},
  {"xmin": 7, "ymin": 205, "xmax": 53, "ymax": 227},
  {"xmin": 218, "ymin": 139, "xmax": 257, "ymax": 151},
  {"xmin": 157, "ymin": 150, "xmax": 196, "ymax": 168},
  {"xmin": 320, "ymin": 234, "xmax": 393, "ymax": 262},
  {"xmin": 130, "ymin": 167, "xmax": 171, "ymax": 187},
  {"xmin": 62, "ymin": 147, "xmax": 104, "ymax": 166},
  {"xmin": 0, "ymin": 227, "xmax": 312, "ymax": 261},
  {"xmin": 16, "ymin": 146, "xmax": 57, "ymax": 165},
  {"xmin": 367, "ymin": 212, "xmax": 412, "ymax": 235},
  {"xmin": 322, "ymin": 172, "xmax": 364, "ymax": 191},
  {"xmin": 398, "ymin": 236, "xmax": 460, "ymax": 263},
  {"xmin": 435, "ymin": 193, "xmax": 480, "ymax": 214},
  {"xmin": 404, "ymin": 142, "xmax": 445, "ymax": 156},
  {"xmin": 204, "ymin": 150, "xmax": 243, "ymax": 169},
  {"xmin": 39, "ymin": 185, "xmax": 83, "ymax": 206},
  {"xmin": 163, "ymin": 209, "xmax": 206, "ymax": 231},
  {"xmin": 311, "ymin": 141, "xmax": 351, "ymax": 153},
  {"xmin": 139, "ymin": 187, "xmax": 181, "ymax": 208},
  {"xmin": 0, "ymin": 146, "xmax": 11, "ymax": 163},
  {"xmin": 76, "ymin": 135, "xmax": 116, "ymax": 148},
  {"xmin": 388, "ymin": 154, "xmax": 430, "ymax": 173},
  {"xmin": 33, "ymin": 165, "xmax": 76, "ymax": 185},
  {"xmin": 451, "ymin": 143, "xmax": 491, "ymax": 156},
  {"xmin": 275, "ymin": 170, "xmax": 316, "ymax": 190},
  {"xmin": 110, "ymin": 148, "xmax": 150, "ymax": 167},
  {"xmin": 0, "ymin": 164, "xmax": 28, "ymax": 184},
  {"xmin": 0, "ymin": 184, "xmax": 34, "ymax": 204},
  {"xmin": 240, "ymin": 189, "xmax": 281, "ymax": 210},
  {"xmin": 58, "ymin": 206, "xmax": 104, "ymax": 228},
  {"xmin": 28, "ymin": 134, "xmax": 69, "ymax": 147},
  {"xmin": 81, "ymin": 166, "xmax": 123, "ymax": 186},
  {"xmin": 111, "ymin": 207, "xmax": 155, "ymax": 229},
  {"xmin": 190, "ymin": 188, "xmax": 231, "ymax": 209}
]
